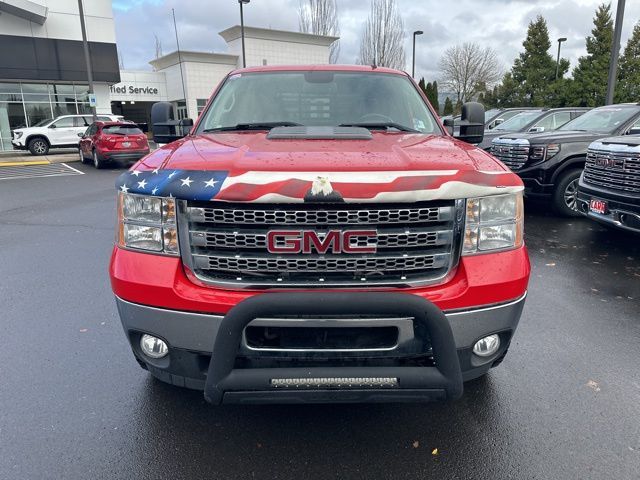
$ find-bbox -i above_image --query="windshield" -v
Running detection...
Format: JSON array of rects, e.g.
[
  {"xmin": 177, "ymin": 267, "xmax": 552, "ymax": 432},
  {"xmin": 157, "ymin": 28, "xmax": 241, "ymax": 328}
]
[
  {"xmin": 197, "ymin": 71, "xmax": 440, "ymax": 134},
  {"xmin": 32, "ymin": 118, "xmax": 53, "ymax": 127},
  {"xmin": 485, "ymin": 109, "xmax": 500, "ymax": 122},
  {"xmin": 103, "ymin": 125, "xmax": 143, "ymax": 135},
  {"xmin": 493, "ymin": 111, "xmax": 542, "ymax": 131},
  {"xmin": 559, "ymin": 106, "xmax": 640, "ymax": 133}
]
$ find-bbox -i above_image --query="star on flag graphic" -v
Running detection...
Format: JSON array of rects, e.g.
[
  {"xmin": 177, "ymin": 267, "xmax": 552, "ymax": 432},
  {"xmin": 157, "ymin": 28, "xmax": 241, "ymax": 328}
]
[{"xmin": 116, "ymin": 169, "xmax": 228, "ymax": 201}]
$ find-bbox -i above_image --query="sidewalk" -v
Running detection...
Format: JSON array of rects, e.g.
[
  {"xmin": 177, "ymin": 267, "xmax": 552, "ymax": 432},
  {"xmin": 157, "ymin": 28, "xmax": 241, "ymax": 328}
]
[{"xmin": 0, "ymin": 149, "xmax": 79, "ymax": 166}]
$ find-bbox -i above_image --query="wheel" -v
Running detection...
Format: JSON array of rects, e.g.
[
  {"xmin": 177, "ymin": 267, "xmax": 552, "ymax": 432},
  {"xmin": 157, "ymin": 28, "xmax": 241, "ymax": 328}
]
[
  {"xmin": 92, "ymin": 149, "xmax": 106, "ymax": 169},
  {"xmin": 28, "ymin": 137, "xmax": 49, "ymax": 156},
  {"xmin": 552, "ymin": 168, "xmax": 583, "ymax": 217},
  {"xmin": 78, "ymin": 147, "xmax": 88, "ymax": 164}
]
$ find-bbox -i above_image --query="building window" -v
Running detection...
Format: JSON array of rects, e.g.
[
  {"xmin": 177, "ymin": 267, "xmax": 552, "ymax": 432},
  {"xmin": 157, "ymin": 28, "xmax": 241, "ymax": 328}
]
[
  {"xmin": 196, "ymin": 99, "xmax": 208, "ymax": 115},
  {"xmin": 0, "ymin": 81, "xmax": 92, "ymax": 151}
]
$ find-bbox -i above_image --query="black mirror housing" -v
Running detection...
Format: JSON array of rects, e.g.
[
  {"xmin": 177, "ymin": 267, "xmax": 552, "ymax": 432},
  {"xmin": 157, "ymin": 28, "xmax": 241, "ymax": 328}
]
[
  {"xmin": 455, "ymin": 102, "xmax": 484, "ymax": 144},
  {"xmin": 442, "ymin": 118, "xmax": 454, "ymax": 135},
  {"xmin": 151, "ymin": 101, "xmax": 193, "ymax": 144}
]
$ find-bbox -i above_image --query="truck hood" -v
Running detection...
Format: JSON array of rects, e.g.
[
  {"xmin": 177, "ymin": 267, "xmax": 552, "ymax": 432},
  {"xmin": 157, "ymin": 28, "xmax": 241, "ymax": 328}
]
[
  {"xmin": 120, "ymin": 132, "xmax": 523, "ymax": 203},
  {"xmin": 495, "ymin": 130, "xmax": 607, "ymax": 145}
]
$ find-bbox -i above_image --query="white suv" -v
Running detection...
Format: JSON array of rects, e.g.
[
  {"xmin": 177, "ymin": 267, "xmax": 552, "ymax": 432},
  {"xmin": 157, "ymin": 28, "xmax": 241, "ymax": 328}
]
[{"xmin": 11, "ymin": 114, "xmax": 124, "ymax": 156}]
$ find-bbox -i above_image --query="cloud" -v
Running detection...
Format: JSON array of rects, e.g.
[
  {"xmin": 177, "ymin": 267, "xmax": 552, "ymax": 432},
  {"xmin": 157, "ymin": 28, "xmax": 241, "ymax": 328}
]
[{"xmin": 113, "ymin": 0, "xmax": 640, "ymax": 84}]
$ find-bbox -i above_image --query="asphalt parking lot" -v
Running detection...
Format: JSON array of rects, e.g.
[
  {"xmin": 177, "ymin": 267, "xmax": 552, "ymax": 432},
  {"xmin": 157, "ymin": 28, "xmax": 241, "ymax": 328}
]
[{"xmin": 0, "ymin": 163, "xmax": 638, "ymax": 479}]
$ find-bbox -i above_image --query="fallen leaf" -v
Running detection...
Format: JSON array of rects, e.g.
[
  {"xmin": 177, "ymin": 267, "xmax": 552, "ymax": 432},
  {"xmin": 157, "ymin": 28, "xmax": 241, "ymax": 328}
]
[
  {"xmin": 586, "ymin": 380, "xmax": 601, "ymax": 392},
  {"xmin": 431, "ymin": 448, "xmax": 439, "ymax": 455},
  {"xmin": 79, "ymin": 328, "xmax": 88, "ymax": 333},
  {"xmin": 545, "ymin": 263, "xmax": 556, "ymax": 267},
  {"xmin": 412, "ymin": 441, "xmax": 419, "ymax": 449}
]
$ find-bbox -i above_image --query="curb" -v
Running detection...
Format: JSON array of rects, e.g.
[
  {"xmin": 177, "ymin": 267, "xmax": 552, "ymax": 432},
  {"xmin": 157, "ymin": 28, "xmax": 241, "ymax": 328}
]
[{"xmin": 0, "ymin": 160, "xmax": 51, "ymax": 167}]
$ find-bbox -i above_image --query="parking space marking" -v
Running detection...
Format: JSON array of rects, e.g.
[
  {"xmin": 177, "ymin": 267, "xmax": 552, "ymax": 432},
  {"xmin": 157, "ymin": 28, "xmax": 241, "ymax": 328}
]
[{"xmin": 0, "ymin": 162, "xmax": 84, "ymax": 181}]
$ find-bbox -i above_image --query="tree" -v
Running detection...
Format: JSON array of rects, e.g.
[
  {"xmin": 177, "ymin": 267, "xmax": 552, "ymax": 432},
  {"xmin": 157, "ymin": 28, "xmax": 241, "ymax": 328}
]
[
  {"xmin": 299, "ymin": 0, "xmax": 340, "ymax": 64},
  {"xmin": 616, "ymin": 21, "xmax": 640, "ymax": 102},
  {"xmin": 511, "ymin": 15, "xmax": 569, "ymax": 106},
  {"xmin": 438, "ymin": 43, "xmax": 502, "ymax": 103},
  {"xmin": 495, "ymin": 72, "xmax": 521, "ymax": 107},
  {"xmin": 154, "ymin": 34, "xmax": 163, "ymax": 59},
  {"xmin": 569, "ymin": 3, "xmax": 614, "ymax": 106},
  {"xmin": 418, "ymin": 77, "xmax": 427, "ymax": 95},
  {"xmin": 443, "ymin": 97, "xmax": 453, "ymax": 115},
  {"xmin": 357, "ymin": 0, "xmax": 406, "ymax": 70},
  {"xmin": 431, "ymin": 80, "xmax": 440, "ymax": 112}
]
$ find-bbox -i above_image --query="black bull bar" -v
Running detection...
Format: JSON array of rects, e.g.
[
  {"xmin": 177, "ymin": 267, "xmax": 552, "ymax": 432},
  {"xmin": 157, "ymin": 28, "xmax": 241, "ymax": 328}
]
[{"xmin": 204, "ymin": 292, "xmax": 463, "ymax": 404}]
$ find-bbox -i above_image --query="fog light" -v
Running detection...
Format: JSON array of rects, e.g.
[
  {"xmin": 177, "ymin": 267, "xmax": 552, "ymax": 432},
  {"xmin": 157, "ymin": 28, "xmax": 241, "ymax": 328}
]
[
  {"xmin": 140, "ymin": 334, "xmax": 168, "ymax": 359},
  {"xmin": 473, "ymin": 334, "xmax": 500, "ymax": 357}
]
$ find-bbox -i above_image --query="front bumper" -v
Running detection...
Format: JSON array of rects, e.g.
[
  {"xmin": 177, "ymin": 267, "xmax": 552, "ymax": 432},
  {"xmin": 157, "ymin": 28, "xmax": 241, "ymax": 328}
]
[
  {"xmin": 115, "ymin": 291, "xmax": 526, "ymax": 402},
  {"xmin": 577, "ymin": 179, "xmax": 640, "ymax": 233},
  {"xmin": 11, "ymin": 140, "xmax": 26, "ymax": 150}
]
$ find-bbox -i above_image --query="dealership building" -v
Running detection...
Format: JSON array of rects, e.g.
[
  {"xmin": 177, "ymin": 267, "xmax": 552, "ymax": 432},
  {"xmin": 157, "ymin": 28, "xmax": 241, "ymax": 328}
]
[{"xmin": 0, "ymin": 0, "xmax": 338, "ymax": 151}]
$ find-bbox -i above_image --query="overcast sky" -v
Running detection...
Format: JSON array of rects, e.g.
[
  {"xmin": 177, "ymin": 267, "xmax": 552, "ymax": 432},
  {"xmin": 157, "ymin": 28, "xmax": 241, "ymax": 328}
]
[{"xmin": 113, "ymin": 0, "xmax": 640, "ymax": 84}]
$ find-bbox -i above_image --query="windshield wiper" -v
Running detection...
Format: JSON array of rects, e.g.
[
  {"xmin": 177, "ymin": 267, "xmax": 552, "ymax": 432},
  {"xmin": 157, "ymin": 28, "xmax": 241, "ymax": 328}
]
[
  {"xmin": 339, "ymin": 122, "xmax": 419, "ymax": 133},
  {"xmin": 203, "ymin": 122, "xmax": 302, "ymax": 132}
]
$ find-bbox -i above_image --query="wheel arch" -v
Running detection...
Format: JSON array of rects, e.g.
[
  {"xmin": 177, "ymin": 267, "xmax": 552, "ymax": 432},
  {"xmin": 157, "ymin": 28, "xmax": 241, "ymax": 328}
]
[
  {"xmin": 550, "ymin": 155, "xmax": 586, "ymax": 184},
  {"xmin": 25, "ymin": 134, "xmax": 50, "ymax": 147}
]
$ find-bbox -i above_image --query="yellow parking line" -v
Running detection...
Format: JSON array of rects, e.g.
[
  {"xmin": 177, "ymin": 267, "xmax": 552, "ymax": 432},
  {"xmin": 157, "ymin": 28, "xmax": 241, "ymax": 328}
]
[{"xmin": 0, "ymin": 160, "xmax": 51, "ymax": 167}]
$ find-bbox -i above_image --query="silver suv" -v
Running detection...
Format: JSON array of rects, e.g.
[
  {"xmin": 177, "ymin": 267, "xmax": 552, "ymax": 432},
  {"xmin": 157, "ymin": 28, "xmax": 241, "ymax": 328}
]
[{"xmin": 11, "ymin": 114, "xmax": 124, "ymax": 155}]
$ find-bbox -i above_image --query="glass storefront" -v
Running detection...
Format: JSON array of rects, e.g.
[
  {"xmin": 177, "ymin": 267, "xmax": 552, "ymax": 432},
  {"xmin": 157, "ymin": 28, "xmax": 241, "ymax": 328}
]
[{"xmin": 0, "ymin": 82, "xmax": 91, "ymax": 151}]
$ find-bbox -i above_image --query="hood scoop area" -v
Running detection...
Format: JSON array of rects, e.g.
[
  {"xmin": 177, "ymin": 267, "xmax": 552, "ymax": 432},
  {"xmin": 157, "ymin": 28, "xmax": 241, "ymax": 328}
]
[{"xmin": 267, "ymin": 126, "xmax": 372, "ymax": 140}]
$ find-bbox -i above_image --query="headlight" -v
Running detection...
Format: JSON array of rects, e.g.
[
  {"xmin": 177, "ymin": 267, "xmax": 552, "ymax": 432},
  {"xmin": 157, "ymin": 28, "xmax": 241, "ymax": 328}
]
[
  {"xmin": 14, "ymin": 131, "xmax": 23, "ymax": 139},
  {"xmin": 116, "ymin": 192, "xmax": 179, "ymax": 255},
  {"xmin": 529, "ymin": 144, "xmax": 560, "ymax": 161},
  {"xmin": 463, "ymin": 193, "xmax": 524, "ymax": 255}
]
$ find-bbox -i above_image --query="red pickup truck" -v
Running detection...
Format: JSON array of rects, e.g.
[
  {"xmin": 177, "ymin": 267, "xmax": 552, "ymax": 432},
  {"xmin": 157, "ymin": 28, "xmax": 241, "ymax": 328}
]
[{"xmin": 110, "ymin": 65, "xmax": 530, "ymax": 404}]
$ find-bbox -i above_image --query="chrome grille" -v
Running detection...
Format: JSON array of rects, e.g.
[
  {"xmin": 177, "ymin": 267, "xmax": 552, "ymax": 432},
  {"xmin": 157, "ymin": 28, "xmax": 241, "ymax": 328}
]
[
  {"xmin": 491, "ymin": 139, "xmax": 530, "ymax": 170},
  {"xmin": 584, "ymin": 147, "xmax": 640, "ymax": 194},
  {"xmin": 189, "ymin": 205, "xmax": 450, "ymax": 225},
  {"xmin": 179, "ymin": 201, "xmax": 461, "ymax": 288}
]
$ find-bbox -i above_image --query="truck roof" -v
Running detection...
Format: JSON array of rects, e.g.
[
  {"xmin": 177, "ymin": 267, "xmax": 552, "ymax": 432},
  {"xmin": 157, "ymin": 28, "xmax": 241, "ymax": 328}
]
[{"xmin": 231, "ymin": 64, "xmax": 407, "ymax": 76}]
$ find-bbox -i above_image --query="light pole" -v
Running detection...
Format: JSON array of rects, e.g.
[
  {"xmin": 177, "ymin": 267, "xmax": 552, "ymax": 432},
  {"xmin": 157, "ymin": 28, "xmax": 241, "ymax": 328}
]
[
  {"xmin": 606, "ymin": 0, "xmax": 626, "ymax": 105},
  {"xmin": 412, "ymin": 30, "xmax": 423, "ymax": 78},
  {"xmin": 555, "ymin": 37, "xmax": 567, "ymax": 80},
  {"xmin": 239, "ymin": 0, "xmax": 250, "ymax": 68},
  {"xmin": 77, "ymin": 0, "xmax": 96, "ymax": 121}
]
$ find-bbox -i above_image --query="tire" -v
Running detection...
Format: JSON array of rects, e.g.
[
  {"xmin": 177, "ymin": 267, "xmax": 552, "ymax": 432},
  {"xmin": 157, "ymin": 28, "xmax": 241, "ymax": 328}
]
[
  {"xmin": 552, "ymin": 168, "xmax": 583, "ymax": 217},
  {"xmin": 78, "ymin": 147, "xmax": 88, "ymax": 164},
  {"xmin": 28, "ymin": 137, "xmax": 49, "ymax": 156},
  {"xmin": 92, "ymin": 149, "xmax": 106, "ymax": 169}
]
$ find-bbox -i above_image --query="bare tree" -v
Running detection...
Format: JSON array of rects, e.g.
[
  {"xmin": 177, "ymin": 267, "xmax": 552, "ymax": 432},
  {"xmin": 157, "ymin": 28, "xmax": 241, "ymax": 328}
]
[
  {"xmin": 298, "ymin": 0, "xmax": 340, "ymax": 64},
  {"xmin": 154, "ymin": 33, "xmax": 163, "ymax": 59},
  {"xmin": 438, "ymin": 43, "xmax": 502, "ymax": 103},
  {"xmin": 357, "ymin": 0, "xmax": 406, "ymax": 70}
]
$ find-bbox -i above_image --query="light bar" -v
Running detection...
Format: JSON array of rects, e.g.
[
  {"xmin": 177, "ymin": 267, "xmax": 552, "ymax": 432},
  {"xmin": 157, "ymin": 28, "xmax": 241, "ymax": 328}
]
[{"xmin": 270, "ymin": 377, "xmax": 399, "ymax": 389}]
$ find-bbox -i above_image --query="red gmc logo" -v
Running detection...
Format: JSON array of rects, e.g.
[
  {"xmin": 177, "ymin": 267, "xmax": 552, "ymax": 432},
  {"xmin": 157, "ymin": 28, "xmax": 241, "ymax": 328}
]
[{"xmin": 267, "ymin": 230, "xmax": 377, "ymax": 254}]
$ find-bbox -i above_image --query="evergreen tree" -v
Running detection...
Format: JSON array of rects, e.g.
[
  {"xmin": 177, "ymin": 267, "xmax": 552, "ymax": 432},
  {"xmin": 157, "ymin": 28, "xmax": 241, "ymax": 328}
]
[
  {"xmin": 418, "ymin": 77, "xmax": 427, "ymax": 95},
  {"xmin": 443, "ymin": 97, "xmax": 453, "ymax": 115},
  {"xmin": 569, "ymin": 3, "xmax": 613, "ymax": 106},
  {"xmin": 431, "ymin": 80, "xmax": 440, "ymax": 112},
  {"xmin": 496, "ymin": 73, "xmax": 521, "ymax": 107},
  {"xmin": 511, "ymin": 15, "xmax": 568, "ymax": 106},
  {"xmin": 616, "ymin": 21, "xmax": 640, "ymax": 102}
]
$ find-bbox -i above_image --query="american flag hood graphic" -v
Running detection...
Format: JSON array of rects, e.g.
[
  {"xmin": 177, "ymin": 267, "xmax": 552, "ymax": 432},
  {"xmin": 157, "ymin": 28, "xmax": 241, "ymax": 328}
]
[{"xmin": 116, "ymin": 168, "xmax": 524, "ymax": 203}]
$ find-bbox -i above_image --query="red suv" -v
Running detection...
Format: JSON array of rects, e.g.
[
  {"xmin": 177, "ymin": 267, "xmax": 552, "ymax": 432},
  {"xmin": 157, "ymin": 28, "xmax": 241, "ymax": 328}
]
[{"xmin": 79, "ymin": 122, "xmax": 150, "ymax": 169}]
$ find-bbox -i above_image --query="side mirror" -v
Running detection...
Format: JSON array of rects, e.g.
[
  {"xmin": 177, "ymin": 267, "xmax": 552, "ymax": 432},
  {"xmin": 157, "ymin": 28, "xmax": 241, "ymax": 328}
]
[
  {"xmin": 152, "ymin": 101, "xmax": 189, "ymax": 144},
  {"xmin": 443, "ymin": 118, "xmax": 454, "ymax": 135},
  {"xmin": 77, "ymin": 132, "xmax": 85, "ymax": 138},
  {"xmin": 494, "ymin": 118, "xmax": 504, "ymax": 127},
  {"xmin": 628, "ymin": 127, "xmax": 640, "ymax": 136},
  {"xmin": 455, "ymin": 102, "xmax": 485, "ymax": 144},
  {"xmin": 49, "ymin": 124, "xmax": 56, "ymax": 129},
  {"xmin": 528, "ymin": 126, "xmax": 545, "ymax": 133}
]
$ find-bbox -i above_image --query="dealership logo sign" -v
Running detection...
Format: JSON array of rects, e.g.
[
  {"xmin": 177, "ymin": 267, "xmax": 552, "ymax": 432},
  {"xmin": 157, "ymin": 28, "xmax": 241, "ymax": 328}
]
[
  {"xmin": 267, "ymin": 230, "xmax": 377, "ymax": 254},
  {"xmin": 110, "ymin": 84, "xmax": 159, "ymax": 95}
]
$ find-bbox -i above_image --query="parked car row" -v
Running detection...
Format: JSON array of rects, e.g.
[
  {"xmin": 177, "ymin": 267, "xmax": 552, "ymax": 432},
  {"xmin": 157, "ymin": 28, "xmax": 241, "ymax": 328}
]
[
  {"xmin": 10, "ymin": 113, "xmax": 150, "ymax": 168},
  {"xmin": 487, "ymin": 103, "xmax": 640, "ymax": 233}
]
